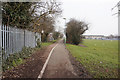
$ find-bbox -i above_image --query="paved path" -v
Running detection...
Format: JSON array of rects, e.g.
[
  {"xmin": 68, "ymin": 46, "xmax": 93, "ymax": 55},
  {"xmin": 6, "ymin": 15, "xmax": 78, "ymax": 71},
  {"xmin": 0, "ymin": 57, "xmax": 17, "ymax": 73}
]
[{"xmin": 43, "ymin": 40, "xmax": 78, "ymax": 78}]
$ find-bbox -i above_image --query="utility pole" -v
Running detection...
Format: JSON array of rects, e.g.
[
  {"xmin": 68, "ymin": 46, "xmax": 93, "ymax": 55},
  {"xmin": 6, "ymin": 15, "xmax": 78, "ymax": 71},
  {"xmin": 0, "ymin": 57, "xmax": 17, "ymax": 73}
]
[
  {"xmin": 118, "ymin": 2, "xmax": 120, "ymax": 78},
  {"xmin": 111, "ymin": 1, "xmax": 120, "ymax": 36},
  {"xmin": 118, "ymin": 1, "xmax": 120, "ymax": 36}
]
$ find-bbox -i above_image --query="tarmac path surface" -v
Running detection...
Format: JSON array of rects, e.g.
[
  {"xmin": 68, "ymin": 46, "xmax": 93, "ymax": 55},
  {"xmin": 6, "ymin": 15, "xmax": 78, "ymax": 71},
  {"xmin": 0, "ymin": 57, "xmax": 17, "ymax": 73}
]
[
  {"xmin": 2, "ymin": 39, "xmax": 91, "ymax": 78},
  {"xmin": 43, "ymin": 40, "xmax": 78, "ymax": 78}
]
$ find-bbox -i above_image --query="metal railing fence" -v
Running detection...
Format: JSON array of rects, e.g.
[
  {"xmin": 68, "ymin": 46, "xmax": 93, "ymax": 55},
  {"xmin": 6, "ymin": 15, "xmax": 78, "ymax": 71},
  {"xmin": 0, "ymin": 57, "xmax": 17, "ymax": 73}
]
[{"xmin": 0, "ymin": 25, "xmax": 41, "ymax": 59}]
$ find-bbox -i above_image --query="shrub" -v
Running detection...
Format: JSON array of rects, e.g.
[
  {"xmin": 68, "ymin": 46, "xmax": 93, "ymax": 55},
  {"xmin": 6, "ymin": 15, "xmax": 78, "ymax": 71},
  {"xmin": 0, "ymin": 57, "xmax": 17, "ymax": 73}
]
[
  {"xmin": 36, "ymin": 39, "xmax": 41, "ymax": 48},
  {"xmin": 2, "ymin": 47, "xmax": 36, "ymax": 72},
  {"xmin": 66, "ymin": 18, "xmax": 88, "ymax": 45}
]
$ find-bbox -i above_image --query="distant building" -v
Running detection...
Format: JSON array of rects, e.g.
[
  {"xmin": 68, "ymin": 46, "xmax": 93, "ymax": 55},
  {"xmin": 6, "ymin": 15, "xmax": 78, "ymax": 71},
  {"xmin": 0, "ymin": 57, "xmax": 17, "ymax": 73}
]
[
  {"xmin": 105, "ymin": 35, "xmax": 119, "ymax": 40},
  {"xmin": 83, "ymin": 35, "xmax": 120, "ymax": 40},
  {"xmin": 83, "ymin": 35, "xmax": 105, "ymax": 39}
]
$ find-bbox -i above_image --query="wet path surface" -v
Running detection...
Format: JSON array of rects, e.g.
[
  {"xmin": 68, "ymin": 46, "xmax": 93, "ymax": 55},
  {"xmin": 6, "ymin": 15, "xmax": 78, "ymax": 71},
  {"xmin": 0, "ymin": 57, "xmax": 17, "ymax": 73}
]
[{"xmin": 43, "ymin": 40, "xmax": 78, "ymax": 78}]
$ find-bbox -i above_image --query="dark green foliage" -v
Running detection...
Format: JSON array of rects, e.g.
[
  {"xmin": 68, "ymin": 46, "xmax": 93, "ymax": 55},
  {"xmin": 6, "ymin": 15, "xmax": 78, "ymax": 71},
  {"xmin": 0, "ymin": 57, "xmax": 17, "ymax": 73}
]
[
  {"xmin": 41, "ymin": 33, "xmax": 49, "ymax": 42},
  {"xmin": 36, "ymin": 39, "xmax": 41, "ymax": 48},
  {"xmin": 2, "ymin": 2, "xmax": 34, "ymax": 28},
  {"xmin": 2, "ymin": 47, "xmax": 35, "ymax": 72}
]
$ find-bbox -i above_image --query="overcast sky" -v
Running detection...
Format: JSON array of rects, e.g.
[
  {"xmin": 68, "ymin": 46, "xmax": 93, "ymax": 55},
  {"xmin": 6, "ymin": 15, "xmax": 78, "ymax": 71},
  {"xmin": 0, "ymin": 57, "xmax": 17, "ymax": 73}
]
[{"xmin": 56, "ymin": 0, "xmax": 119, "ymax": 36}]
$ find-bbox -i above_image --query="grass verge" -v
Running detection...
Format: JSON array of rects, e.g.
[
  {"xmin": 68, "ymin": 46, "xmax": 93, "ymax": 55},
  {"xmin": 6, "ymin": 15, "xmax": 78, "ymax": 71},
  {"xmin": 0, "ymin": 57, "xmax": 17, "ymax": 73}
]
[
  {"xmin": 66, "ymin": 39, "xmax": 118, "ymax": 78},
  {"xmin": 41, "ymin": 40, "xmax": 57, "ymax": 47}
]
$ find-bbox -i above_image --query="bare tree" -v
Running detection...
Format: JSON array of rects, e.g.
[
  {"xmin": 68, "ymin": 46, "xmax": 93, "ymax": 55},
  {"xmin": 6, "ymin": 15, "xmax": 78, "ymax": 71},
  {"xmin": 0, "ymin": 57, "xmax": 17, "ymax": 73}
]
[
  {"xmin": 31, "ymin": 0, "xmax": 62, "ymax": 32},
  {"xmin": 66, "ymin": 18, "xmax": 88, "ymax": 45},
  {"xmin": 31, "ymin": 0, "xmax": 62, "ymax": 42}
]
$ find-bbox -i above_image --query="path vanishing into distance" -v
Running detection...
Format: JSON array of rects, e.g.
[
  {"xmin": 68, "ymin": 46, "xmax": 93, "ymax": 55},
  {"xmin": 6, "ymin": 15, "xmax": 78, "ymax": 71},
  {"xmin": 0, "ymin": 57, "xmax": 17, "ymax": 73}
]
[
  {"xmin": 3, "ymin": 39, "xmax": 91, "ymax": 78},
  {"xmin": 43, "ymin": 40, "xmax": 78, "ymax": 78}
]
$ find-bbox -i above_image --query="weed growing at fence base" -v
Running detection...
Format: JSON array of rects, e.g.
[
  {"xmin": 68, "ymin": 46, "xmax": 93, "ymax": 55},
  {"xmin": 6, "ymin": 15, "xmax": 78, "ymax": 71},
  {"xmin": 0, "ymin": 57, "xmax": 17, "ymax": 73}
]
[
  {"xmin": 66, "ymin": 39, "xmax": 118, "ymax": 78},
  {"xmin": 2, "ymin": 47, "xmax": 35, "ymax": 71},
  {"xmin": 2, "ymin": 41, "xmax": 55, "ymax": 72}
]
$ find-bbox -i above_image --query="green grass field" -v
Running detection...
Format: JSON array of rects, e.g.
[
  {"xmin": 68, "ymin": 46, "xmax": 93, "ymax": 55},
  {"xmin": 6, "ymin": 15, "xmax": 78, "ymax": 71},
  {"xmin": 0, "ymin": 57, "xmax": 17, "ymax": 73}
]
[{"xmin": 66, "ymin": 39, "xmax": 118, "ymax": 78}]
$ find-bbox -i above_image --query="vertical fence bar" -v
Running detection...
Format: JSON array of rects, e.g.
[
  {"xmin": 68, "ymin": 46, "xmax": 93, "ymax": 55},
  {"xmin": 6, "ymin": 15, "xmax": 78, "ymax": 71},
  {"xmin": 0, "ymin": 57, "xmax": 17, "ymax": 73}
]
[
  {"xmin": 8, "ymin": 27, "xmax": 10, "ymax": 55},
  {"xmin": 11, "ymin": 27, "xmax": 13, "ymax": 54},
  {"xmin": 25, "ymin": 30, "xmax": 27, "ymax": 47},
  {"xmin": 35, "ymin": 32, "xmax": 36, "ymax": 47},
  {"xmin": 24, "ymin": 30, "xmax": 25, "ymax": 47},
  {"xmin": 20, "ymin": 29, "xmax": 22, "ymax": 51},
  {"xmin": 16, "ymin": 28, "xmax": 18, "ymax": 52},
  {"xmin": 14, "ymin": 27, "xmax": 15, "ymax": 53},
  {"xmin": 27, "ymin": 30, "xmax": 28, "ymax": 47},
  {"xmin": 7, "ymin": 26, "xmax": 9, "ymax": 56},
  {"xmin": 0, "ymin": 25, "xmax": 2, "ymax": 77},
  {"xmin": 15, "ymin": 27, "xmax": 17, "ymax": 53},
  {"xmin": 29, "ymin": 31, "xmax": 30, "ymax": 47},
  {"xmin": 31, "ymin": 32, "xmax": 32, "ymax": 47},
  {"xmin": 26, "ymin": 31, "xmax": 29, "ymax": 47},
  {"xmin": 0, "ymin": 25, "xmax": 2, "ymax": 54},
  {"xmin": 17, "ymin": 28, "xmax": 19, "ymax": 52},
  {"xmin": 5, "ymin": 25, "xmax": 7, "ymax": 59},
  {"xmin": 0, "ymin": 25, "xmax": 1, "ymax": 51},
  {"xmin": 16, "ymin": 28, "xmax": 19, "ymax": 52},
  {"xmin": 0, "ymin": 25, "xmax": 2, "ymax": 63},
  {"xmin": 19, "ymin": 29, "xmax": 21, "ymax": 51},
  {"xmin": 14, "ymin": 27, "xmax": 16, "ymax": 53},
  {"xmin": 11, "ymin": 28, "xmax": 14, "ymax": 53},
  {"xmin": 4, "ymin": 25, "xmax": 6, "ymax": 58},
  {"xmin": 9, "ymin": 27, "xmax": 12, "ymax": 54},
  {"xmin": 31, "ymin": 32, "xmax": 33, "ymax": 47},
  {"xmin": 28, "ymin": 31, "xmax": 29, "ymax": 47},
  {"xmin": 6, "ymin": 25, "xmax": 8, "ymax": 57},
  {"xmin": 18, "ymin": 29, "xmax": 20, "ymax": 51},
  {"xmin": 2, "ymin": 25, "xmax": 4, "ymax": 59},
  {"xmin": 21, "ymin": 29, "xmax": 23, "ymax": 50},
  {"xmin": 25, "ymin": 30, "xmax": 26, "ymax": 47},
  {"xmin": 28, "ymin": 31, "xmax": 30, "ymax": 47},
  {"xmin": 40, "ymin": 33, "xmax": 41, "ymax": 43}
]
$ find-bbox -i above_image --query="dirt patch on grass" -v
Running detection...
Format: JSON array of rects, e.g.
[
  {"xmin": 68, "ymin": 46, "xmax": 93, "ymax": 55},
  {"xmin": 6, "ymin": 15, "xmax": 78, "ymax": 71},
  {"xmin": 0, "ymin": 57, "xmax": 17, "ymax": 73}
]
[
  {"xmin": 2, "ymin": 43, "xmax": 56, "ymax": 78},
  {"xmin": 67, "ymin": 49, "xmax": 92, "ymax": 78},
  {"xmin": 79, "ymin": 44, "xmax": 87, "ymax": 47}
]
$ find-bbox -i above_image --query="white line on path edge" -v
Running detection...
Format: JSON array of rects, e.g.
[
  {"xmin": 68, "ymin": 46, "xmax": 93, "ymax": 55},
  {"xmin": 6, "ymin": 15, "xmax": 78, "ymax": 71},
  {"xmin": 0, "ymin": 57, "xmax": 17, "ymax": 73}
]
[{"xmin": 37, "ymin": 43, "xmax": 58, "ymax": 79}]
